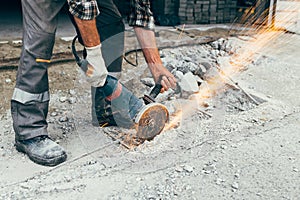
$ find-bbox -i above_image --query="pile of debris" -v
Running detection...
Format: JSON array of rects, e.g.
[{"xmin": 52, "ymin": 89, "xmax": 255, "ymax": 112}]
[
  {"xmin": 108, "ymin": 37, "xmax": 267, "ymax": 148},
  {"xmin": 140, "ymin": 37, "xmax": 262, "ymax": 110},
  {"xmin": 45, "ymin": 37, "xmax": 266, "ymax": 148}
]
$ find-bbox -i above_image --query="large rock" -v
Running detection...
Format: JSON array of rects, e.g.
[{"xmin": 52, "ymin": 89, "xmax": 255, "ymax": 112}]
[{"xmin": 178, "ymin": 72, "xmax": 199, "ymax": 96}]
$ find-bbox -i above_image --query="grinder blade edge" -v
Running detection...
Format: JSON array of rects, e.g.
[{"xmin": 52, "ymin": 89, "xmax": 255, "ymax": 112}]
[{"xmin": 134, "ymin": 103, "xmax": 169, "ymax": 141}]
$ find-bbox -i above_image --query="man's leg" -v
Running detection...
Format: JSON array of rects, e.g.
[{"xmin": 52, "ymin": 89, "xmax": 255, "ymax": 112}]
[
  {"xmin": 11, "ymin": 0, "xmax": 67, "ymax": 166},
  {"xmin": 91, "ymin": 0, "xmax": 125, "ymax": 126},
  {"xmin": 95, "ymin": 0, "xmax": 125, "ymax": 73}
]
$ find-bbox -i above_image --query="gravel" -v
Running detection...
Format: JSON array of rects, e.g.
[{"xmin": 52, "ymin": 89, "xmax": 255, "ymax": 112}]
[{"xmin": 1, "ymin": 29, "xmax": 299, "ymax": 200}]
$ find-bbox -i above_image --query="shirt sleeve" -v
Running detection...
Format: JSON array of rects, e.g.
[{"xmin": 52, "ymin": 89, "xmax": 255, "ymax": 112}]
[
  {"xmin": 68, "ymin": 0, "xmax": 99, "ymax": 20},
  {"xmin": 128, "ymin": 0, "xmax": 155, "ymax": 30}
]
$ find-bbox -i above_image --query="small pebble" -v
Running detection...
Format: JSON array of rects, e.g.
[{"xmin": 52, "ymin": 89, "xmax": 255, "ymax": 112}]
[
  {"xmin": 12, "ymin": 40, "xmax": 22, "ymax": 46},
  {"xmin": 47, "ymin": 117, "xmax": 55, "ymax": 123},
  {"xmin": 183, "ymin": 56, "xmax": 192, "ymax": 62},
  {"xmin": 139, "ymin": 78, "xmax": 153, "ymax": 88},
  {"xmin": 19, "ymin": 183, "xmax": 29, "ymax": 189},
  {"xmin": 215, "ymin": 178, "xmax": 223, "ymax": 185},
  {"xmin": 256, "ymin": 193, "xmax": 262, "ymax": 197},
  {"xmin": 147, "ymin": 194, "xmax": 156, "ymax": 200},
  {"xmin": 68, "ymin": 97, "xmax": 77, "ymax": 104},
  {"xmin": 202, "ymin": 163, "xmax": 216, "ymax": 174},
  {"xmin": 69, "ymin": 89, "xmax": 76, "ymax": 96},
  {"xmin": 0, "ymin": 40, "xmax": 9, "ymax": 44},
  {"xmin": 59, "ymin": 116, "xmax": 68, "ymax": 122},
  {"xmin": 50, "ymin": 112, "xmax": 57, "ymax": 117},
  {"xmin": 185, "ymin": 184, "xmax": 192, "ymax": 190},
  {"xmin": 175, "ymin": 166, "xmax": 184, "ymax": 173},
  {"xmin": 231, "ymin": 182, "xmax": 239, "ymax": 189},
  {"xmin": 59, "ymin": 96, "xmax": 67, "ymax": 103},
  {"xmin": 183, "ymin": 165, "xmax": 194, "ymax": 173},
  {"xmin": 293, "ymin": 168, "xmax": 298, "ymax": 172}
]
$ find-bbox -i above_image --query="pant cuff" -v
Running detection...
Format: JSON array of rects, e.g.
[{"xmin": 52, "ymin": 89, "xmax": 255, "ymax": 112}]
[{"xmin": 15, "ymin": 128, "xmax": 48, "ymax": 141}]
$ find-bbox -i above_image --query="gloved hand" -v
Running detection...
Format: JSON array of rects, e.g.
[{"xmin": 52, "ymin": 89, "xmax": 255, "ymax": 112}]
[{"xmin": 84, "ymin": 44, "xmax": 108, "ymax": 87}]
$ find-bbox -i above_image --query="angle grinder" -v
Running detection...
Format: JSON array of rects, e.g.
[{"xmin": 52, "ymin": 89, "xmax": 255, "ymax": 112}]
[{"xmin": 72, "ymin": 36, "xmax": 169, "ymax": 141}]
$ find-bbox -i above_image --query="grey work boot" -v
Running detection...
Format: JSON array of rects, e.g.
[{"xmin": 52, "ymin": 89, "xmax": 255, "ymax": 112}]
[
  {"xmin": 15, "ymin": 136, "xmax": 67, "ymax": 166},
  {"xmin": 93, "ymin": 87, "xmax": 118, "ymax": 127}
]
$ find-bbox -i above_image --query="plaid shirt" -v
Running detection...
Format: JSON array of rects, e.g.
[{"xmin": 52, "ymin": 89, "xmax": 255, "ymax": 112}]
[
  {"xmin": 68, "ymin": 0, "xmax": 99, "ymax": 20},
  {"xmin": 128, "ymin": 0, "xmax": 155, "ymax": 30}
]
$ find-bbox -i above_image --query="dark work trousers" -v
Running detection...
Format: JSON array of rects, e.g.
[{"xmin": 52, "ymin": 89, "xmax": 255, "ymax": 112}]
[
  {"xmin": 67, "ymin": 0, "xmax": 125, "ymax": 125},
  {"xmin": 11, "ymin": 0, "xmax": 66, "ymax": 141},
  {"xmin": 11, "ymin": 0, "xmax": 125, "ymax": 140}
]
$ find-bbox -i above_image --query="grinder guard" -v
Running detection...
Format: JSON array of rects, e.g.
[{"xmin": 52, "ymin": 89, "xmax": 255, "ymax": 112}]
[{"xmin": 135, "ymin": 103, "xmax": 169, "ymax": 140}]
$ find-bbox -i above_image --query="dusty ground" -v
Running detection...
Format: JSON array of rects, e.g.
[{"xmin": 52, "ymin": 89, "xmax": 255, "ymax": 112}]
[{"xmin": 0, "ymin": 25, "xmax": 299, "ymax": 200}]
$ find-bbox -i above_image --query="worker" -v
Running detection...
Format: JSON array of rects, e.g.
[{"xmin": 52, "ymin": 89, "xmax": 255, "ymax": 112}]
[
  {"xmin": 11, "ymin": 0, "xmax": 176, "ymax": 167},
  {"xmin": 69, "ymin": 0, "xmax": 177, "ymax": 127}
]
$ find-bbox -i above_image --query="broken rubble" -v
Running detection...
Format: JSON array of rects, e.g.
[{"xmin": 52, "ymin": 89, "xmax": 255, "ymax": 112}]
[
  {"xmin": 140, "ymin": 77, "xmax": 155, "ymax": 88},
  {"xmin": 175, "ymin": 70, "xmax": 184, "ymax": 80},
  {"xmin": 178, "ymin": 71, "xmax": 199, "ymax": 95}
]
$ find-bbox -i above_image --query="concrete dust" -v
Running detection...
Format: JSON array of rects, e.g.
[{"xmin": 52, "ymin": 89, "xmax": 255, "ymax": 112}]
[{"xmin": 0, "ymin": 27, "xmax": 299, "ymax": 199}]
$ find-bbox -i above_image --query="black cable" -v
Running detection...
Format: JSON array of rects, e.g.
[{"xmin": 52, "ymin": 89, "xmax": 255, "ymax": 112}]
[
  {"xmin": 0, "ymin": 30, "xmax": 219, "ymax": 71},
  {"xmin": 122, "ymin": 37, "xmax": 216, "ymax": 67}
]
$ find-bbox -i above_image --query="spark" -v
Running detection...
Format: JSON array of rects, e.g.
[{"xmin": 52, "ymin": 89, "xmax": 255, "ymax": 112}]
[{"xmin": 164, "ymin": 1, "xmax": 299, "ymax": 131}]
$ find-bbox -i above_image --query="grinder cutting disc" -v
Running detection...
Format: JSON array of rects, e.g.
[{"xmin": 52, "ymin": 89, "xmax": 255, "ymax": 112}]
[{"xmin": 134, "ymin": 103, "xmax": 169, "ymax": 141}]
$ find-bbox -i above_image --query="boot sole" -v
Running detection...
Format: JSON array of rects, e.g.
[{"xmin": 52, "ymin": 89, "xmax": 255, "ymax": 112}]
[{"xmin": 15, "ymin": 142, "xmax": 67, "ymax": 167}]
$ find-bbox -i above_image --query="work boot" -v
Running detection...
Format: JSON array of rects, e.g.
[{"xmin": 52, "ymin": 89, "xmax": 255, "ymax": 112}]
[
  {"xmin": 91, "ymin": 72, "xmax": 121, "ymax": 127},
  {"xmin": 94, "ymin": 84, "xmax": 117, "ymax": 127},
  {"xmin": 95, "ymin": 97, "xmax": 117, "ymax": 127},
  {"xmin": 15, "ymin": 136, "xmax": 67, "ymax": 167}
]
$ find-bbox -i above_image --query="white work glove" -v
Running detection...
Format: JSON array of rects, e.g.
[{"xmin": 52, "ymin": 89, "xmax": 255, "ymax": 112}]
[{"xmin": 85, "ymin": 44, "xmax": 108, "ymax": 87}]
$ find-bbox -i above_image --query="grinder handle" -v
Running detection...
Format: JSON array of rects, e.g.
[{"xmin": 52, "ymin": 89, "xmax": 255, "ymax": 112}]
[
  {"xmin": 149, "ymin": 84, "xmax": 162, "ymax": 99},
  {"xmin": 149, "ymin": 75, "xmax": 164, "ymax": 99}
]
